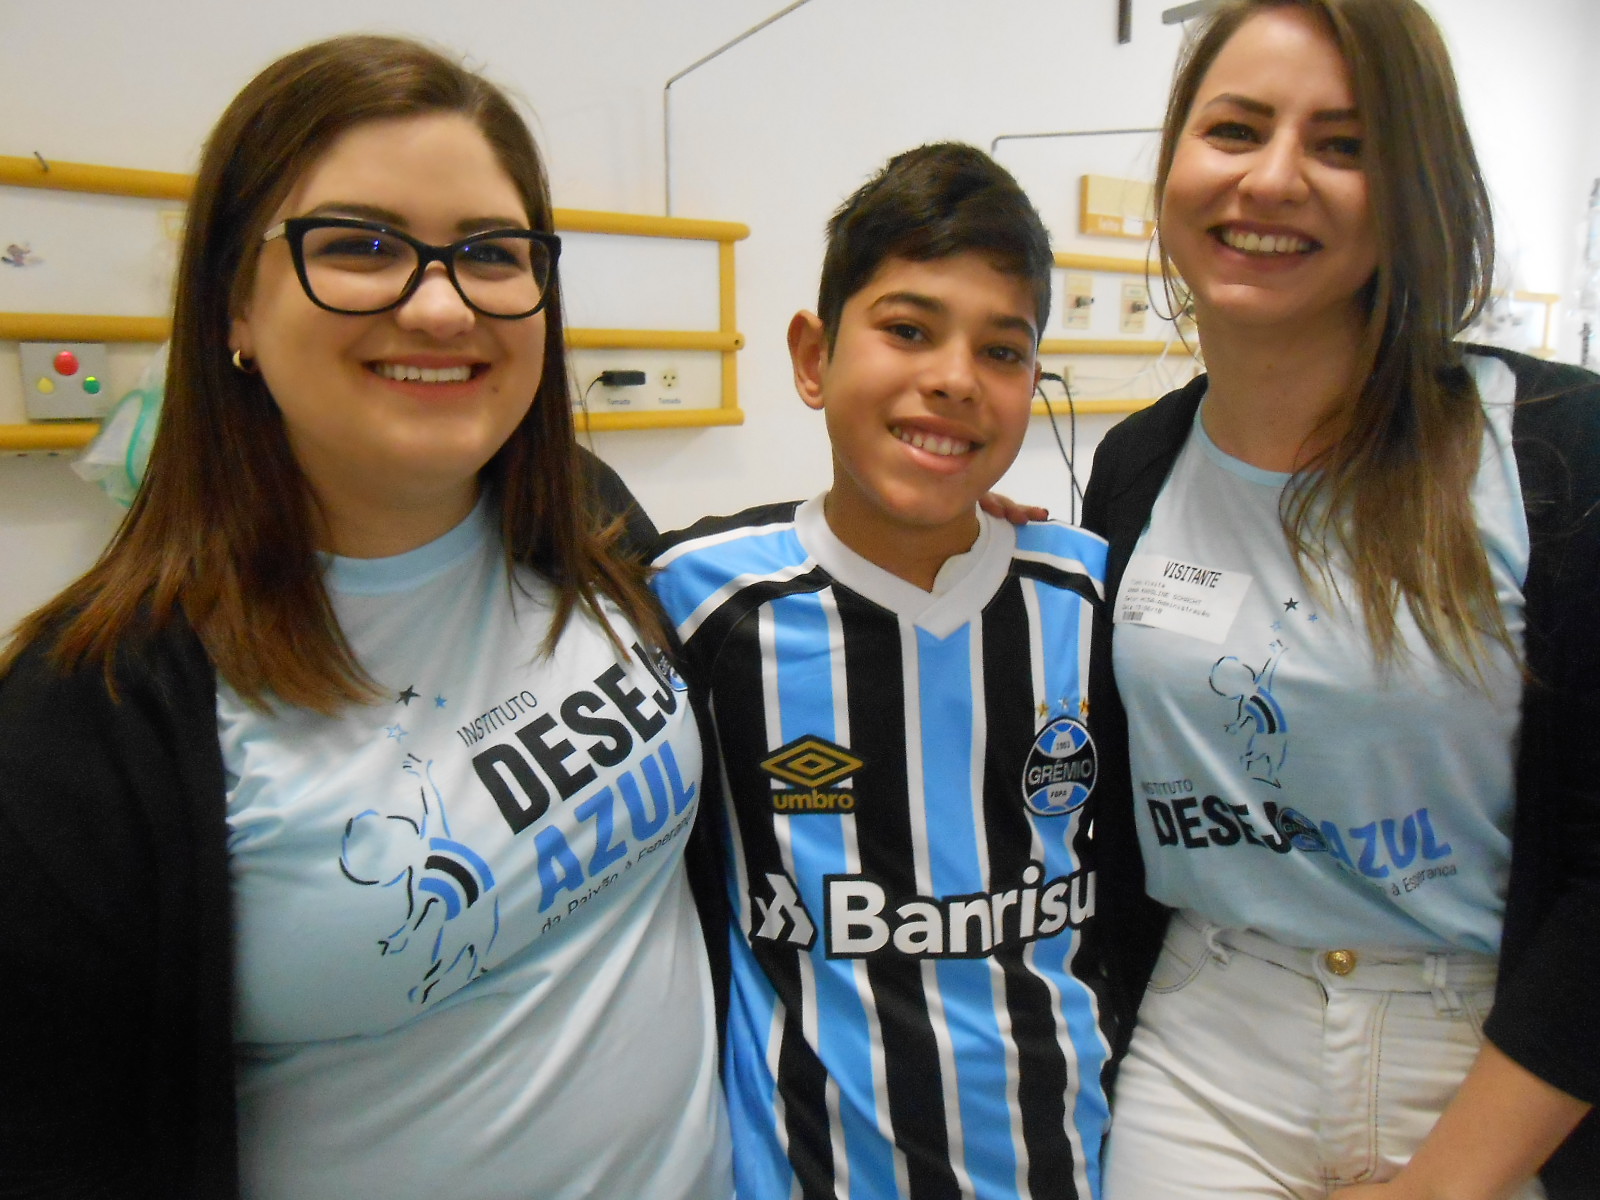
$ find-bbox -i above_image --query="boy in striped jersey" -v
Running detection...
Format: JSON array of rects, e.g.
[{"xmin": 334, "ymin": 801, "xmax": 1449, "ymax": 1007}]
[{"xmin": 653, "ymin": 143, "xmax": 1111, "ymax": 1200}]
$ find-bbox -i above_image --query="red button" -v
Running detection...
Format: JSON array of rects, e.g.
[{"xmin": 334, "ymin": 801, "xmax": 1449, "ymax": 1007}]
[{"xmin": 54, "ymin": 350, "xmax": 80, "ymax": 376}]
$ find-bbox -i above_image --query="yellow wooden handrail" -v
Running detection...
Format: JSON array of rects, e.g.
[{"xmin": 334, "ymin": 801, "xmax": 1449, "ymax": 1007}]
[
  {"xmin": 1055, "ymin": 250, "xmax": 1167, "ymax": 276},
  {"xmin": 0, "ymin": 313, "xmax": 744, "ymax": 354},
  {"xmin": 0, "ymin": 154, "xmax": 193, "ymax": 200},
  {"xmin": 2, "ymin": 155, "xmax": 751, "ymax": 441},
  {"xmin": 0, "ymin": 155, "xmax": 750, "ymax": 242},
  {"xmin": 1039, "ymin": 337, "xmax": 1187, "ymax": 357},
  {"xmin": 554, "ymin": 209, "xmax": 747, "ymax": 243},
  {"xmin": 568, "ymin": 328, "xmax": 743, "ymax": 352},
  {"xmin": 0, "ymin": 422, "xmax": 100, "ymax": 451},
  {"xmin": 0, "ymin": 313, "xmax": 171, "ymax": 342},
  {"xmin": 1030, "ymin": 398, "xmax": 1153, "ymax": 416}
]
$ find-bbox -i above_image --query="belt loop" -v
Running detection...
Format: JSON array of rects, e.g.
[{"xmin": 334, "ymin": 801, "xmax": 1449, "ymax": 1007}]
[
  {"xmin": 1202, "ymin": 924, "xmax": 1233, "ymax": 967},
  {"xmin": 1426, "ymin": 953, "xmax": 1463, "ymax": 1017}
]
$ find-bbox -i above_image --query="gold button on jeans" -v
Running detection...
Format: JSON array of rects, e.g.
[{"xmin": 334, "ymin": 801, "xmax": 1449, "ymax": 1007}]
[{"xmin": 1324, "ymin": 949, "xmax": 1358, "ymax": 975}]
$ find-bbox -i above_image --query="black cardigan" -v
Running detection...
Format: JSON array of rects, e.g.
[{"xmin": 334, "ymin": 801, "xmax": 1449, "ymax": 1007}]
[
  {"xmin": 1081, "ymin": 346, "xmax": 1600, "ymax": 1194},
  {"xmin": 0, "ymin": 450, "xmax": 694, "ymax": 1198}
]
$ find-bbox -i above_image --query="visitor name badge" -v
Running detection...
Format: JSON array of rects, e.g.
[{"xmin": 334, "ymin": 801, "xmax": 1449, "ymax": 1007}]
[{"xmin": 1115, "ymin": 554, "xmax": 1251, "ymax": 643}]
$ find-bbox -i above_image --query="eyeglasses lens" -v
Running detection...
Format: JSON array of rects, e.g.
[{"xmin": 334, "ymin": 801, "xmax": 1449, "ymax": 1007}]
[{"xmin": 299, "ymin": 226, "xmax": 551, "ymax": 316}]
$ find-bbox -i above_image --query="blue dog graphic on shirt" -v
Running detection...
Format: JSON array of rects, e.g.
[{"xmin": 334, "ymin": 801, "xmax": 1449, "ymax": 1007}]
[
  {"xmin": 1209, "ymin": 639, "xmax": 1289, "ymax": 788},
  {"xmin": 338, "ymin": 755, "xmax": 502, "ymax": 1005}
]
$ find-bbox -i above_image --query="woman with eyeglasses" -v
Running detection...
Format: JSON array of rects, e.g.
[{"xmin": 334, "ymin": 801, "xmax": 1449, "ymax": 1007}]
[{"xmin": 0, "ymin": 35, "xmax": 730, "ymax": 1199}]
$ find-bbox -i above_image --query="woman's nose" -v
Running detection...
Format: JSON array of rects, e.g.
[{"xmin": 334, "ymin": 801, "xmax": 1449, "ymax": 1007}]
[{"xmin": 394, "ymin": 263, "xmax": 476, "ymax": 337}]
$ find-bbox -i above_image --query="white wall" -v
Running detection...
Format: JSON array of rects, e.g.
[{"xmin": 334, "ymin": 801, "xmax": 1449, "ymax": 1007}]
[{"xmin": 1, "ymin": 0, "xmax": 1592, "ymax": 633}]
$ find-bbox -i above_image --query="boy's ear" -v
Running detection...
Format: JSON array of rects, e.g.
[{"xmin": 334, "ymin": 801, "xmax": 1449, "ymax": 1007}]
[{"xmin": 788, "ymin": 311, "xmax": 828, "ymax": 412}]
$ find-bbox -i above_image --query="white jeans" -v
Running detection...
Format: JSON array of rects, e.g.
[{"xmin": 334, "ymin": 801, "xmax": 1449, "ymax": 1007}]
[{"xmin": 1102, "ymin": 911, "xmax": 1545, "ymax": 1200}]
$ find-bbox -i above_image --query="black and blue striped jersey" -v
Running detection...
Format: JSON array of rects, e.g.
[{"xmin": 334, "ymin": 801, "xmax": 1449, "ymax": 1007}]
[{"xmin": 653, "ymin": 498, "xmax": 1113, "ymax": 1200}]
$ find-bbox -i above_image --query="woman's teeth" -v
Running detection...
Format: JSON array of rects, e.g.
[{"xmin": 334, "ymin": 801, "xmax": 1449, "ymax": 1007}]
[
  {"xmin": 1220, "ymin": 229, "xmax": 1312, "ymax": 255},
  {"xmin": 374, "ymin": 363, "xmax": 474, "ymax": 383}
]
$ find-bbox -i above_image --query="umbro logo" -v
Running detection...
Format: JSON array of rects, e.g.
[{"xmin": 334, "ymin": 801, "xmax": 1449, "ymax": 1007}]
[
  {"xmin": 759, "ymin": 735, "xmax": 864, "ymax": 815},
  {"xmin": 761, "ymin": 736, "xmax": 863, "ymax": 787}
]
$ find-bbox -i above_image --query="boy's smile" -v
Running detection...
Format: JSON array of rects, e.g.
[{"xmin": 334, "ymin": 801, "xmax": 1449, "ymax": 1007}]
[{"xmin": 789, "ymin": 252, "xmax": 1041, "ymax": 589}]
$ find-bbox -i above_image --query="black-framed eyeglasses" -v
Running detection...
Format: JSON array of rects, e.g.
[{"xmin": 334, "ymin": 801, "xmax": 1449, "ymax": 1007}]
[{"xmin": 261, "ymin": 216, "xmax": 560, "ymax": 319}]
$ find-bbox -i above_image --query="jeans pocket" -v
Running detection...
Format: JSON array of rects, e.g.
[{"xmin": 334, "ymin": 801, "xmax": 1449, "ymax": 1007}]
[{"xmin": 1146, "ymin": 921, "xmax": 1212, "ymax": 995}]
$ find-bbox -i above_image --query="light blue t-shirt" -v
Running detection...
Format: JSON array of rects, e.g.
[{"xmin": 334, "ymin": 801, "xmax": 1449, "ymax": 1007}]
[
  {"xmin": 1113, "ymin": 354, "xmax": 1527, "ymax": 953},
  {"xmin": 221, "ymin": 502, "xmax": 730, "ymax": 1200}
]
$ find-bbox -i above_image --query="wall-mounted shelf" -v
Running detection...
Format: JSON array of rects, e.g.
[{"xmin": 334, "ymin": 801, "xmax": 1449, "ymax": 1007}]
[{"xmin": 1, "ymin": 154, "xmax": 749, "ymax": 451}]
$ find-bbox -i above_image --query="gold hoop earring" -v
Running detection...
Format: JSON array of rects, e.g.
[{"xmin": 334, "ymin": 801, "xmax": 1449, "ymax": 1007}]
[{"xmin": 231, "ymin": 349, "xmax": 258, "ymax": 374}]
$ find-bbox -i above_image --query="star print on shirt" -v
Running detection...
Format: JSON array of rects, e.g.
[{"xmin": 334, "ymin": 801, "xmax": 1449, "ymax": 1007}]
[
  {"xmin": 1283, "ymin": 598, "xmax": 1300, "ymax": 612},
  {"xmin": 396, "ymin": 685, "xmax": 419, "ymax": 706},
  {"xmin": 434, "ymin": 696, "xmax": 448, "ymax": 709},
  {"xmin": 385, "ymin": 723, "xmax": 409, "ymax": 742}
]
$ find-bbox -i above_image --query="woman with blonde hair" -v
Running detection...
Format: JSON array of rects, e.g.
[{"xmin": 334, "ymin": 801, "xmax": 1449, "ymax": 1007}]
[
  {"xmin": 0, "ymin": 35, "xmax": 728, "ymax": 1199},
  {"xmin": 1083, "ymin": 1, "xmax": 1599, "ymax": 1197}
]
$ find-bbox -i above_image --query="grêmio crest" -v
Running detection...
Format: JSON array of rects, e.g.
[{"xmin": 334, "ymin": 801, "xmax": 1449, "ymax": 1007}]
[{"xmin": 1022, "ymin": 716, "xmax": 1096, "ymax": 816}]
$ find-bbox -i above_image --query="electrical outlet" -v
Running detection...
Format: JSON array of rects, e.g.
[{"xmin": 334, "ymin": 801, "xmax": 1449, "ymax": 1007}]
[
  {"xmin": 1120, "ymin": 282, "xmax": 1150, "ymax": 335},
  {"xmin": 1038, "ymin": 362, "xmax": 1073, "ymax": 402},
  {"xmin": 20, "ymin": 342, "xmax": 112, "ymax": 420},
  {"xmin": 1062, "ymin": 274, "xmax": 1095, "ymax": 331},
  {"xmin": 568, "ymin": 350, "xmax": 718, "ymax": 414}
]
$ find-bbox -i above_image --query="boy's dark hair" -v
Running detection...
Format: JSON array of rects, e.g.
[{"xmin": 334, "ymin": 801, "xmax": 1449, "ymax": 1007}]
[{"xmin": 816, "ymin": 142, "xmax": 1054, "ymax": 348}]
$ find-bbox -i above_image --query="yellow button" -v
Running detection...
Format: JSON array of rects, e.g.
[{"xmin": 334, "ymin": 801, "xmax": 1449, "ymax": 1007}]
[
  {"xmin": 36, "ymin": 376, "xmax": 55, "ymax": 395},
  {"xmin": 1324, "ymin": 949, "xmax": 1358, "ymax": 976}
]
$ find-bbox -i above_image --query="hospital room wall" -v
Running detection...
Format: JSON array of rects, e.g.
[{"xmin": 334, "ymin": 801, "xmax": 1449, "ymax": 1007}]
[{"xmin": 0, "ymin": 0, "xmax": 1591, "ymax": 634}]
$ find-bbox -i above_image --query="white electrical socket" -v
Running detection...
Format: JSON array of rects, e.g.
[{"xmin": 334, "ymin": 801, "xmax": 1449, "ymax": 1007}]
[
  {"xmin": 1120, "ymin": 282, "xmax": 1150, "ymax": 335},
  {"xmin": 1036, "ymin": 360, "xmax": 1073, "ymax": 406},
  {"xmin": 1062, "ymin": 274, "xmax": 1095, "ymax": 331},
  {"xmin": 568, "ymin": 350, "xmax": 717, "ymax": 413}
]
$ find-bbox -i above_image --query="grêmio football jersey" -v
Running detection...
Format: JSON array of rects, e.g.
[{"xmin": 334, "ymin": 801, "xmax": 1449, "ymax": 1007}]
[{"xmin": 654, "ymin": 498, "xmax": 1113, "ymax": 1200}]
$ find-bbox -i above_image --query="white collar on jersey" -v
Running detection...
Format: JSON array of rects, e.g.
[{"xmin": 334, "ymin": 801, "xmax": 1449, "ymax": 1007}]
[{"xmin": 794, "ymin": 495, "xmax": 1017, "ymax": 638}]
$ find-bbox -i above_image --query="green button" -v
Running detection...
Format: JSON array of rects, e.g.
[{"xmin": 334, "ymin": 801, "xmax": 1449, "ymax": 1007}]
[{"xmin": 82, "ymin": 376, "xmax": 102, "ymax": 395}]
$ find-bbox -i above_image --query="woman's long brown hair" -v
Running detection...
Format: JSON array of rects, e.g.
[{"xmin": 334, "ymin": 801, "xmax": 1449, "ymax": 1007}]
[
  {"xmin": 1155, "ymin": 0, "xmax": 1508, "ymax": 683},
  {"xmin": 3, "ymin": 35, "xmax": 664, "ymax": 710}
]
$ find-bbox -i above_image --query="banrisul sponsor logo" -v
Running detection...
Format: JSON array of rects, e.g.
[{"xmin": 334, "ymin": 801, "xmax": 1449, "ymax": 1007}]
[
  {"xmin": 760, "ymin": 734, "xmax": 864, "ymax": 815},
  {"xmin": 824, "ymin": 862, "xmax": 1094, "ymax": 959},
  {"xmin": 1022, "ymin": 715, "xmax": 1096, "ymax": 816}
]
